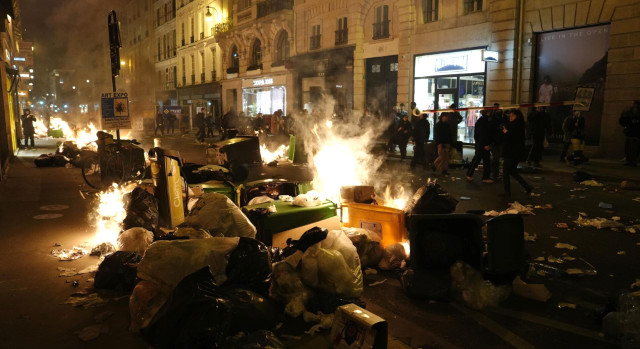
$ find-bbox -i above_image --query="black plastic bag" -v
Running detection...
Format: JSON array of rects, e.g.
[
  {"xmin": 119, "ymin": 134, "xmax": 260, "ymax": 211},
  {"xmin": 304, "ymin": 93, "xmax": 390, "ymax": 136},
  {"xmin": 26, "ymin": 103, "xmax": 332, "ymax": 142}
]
[
  {"xmin": 34, "ymin": 154, "xmax": 68, "ymax": 167},
  {"xmin": 94, "ymin": 251, "xmax": 142, "ymax": 291},
  {"xmin": 281, "ymin": 226, "xmax": 328, "ymax": 257},
  {"xmin": 225, "ymin": 237, "xmax": 272, "ymax": 295},
  {"xmin": 232, "ymin": 330, "xmax": 285, "ymax": 349},
  {"xmin": 573, "ymin": 170, "xmax": 592, "ymax": 182},
  {"xmin": 123, "ymin": 187, "xmax": 159, "ymax": 232},
  {"xmin": 142, "ymin": 267, "xmax": 232, "ymax": 349},
  {"xmin": 406, "ymin": 182, "xmax": 458, "ymax": 214},
  {"xmin": 143, "ymin": 267, "xmax": 281, "ymax": 349}
]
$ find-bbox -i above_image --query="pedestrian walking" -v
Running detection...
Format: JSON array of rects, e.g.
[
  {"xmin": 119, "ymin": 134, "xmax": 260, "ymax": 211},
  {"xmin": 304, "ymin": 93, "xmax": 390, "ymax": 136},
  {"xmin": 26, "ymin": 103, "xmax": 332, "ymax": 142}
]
[
  {"xmin": 167, "ymin": 112, "xmax": 177, "ymax": 135},
  {"xmin": 488, "ymin": 104, "xmax": 505, "ymax": 181},
  {"xmin": 466, "ymin": 109, "xmax": 494, "ymax": 183},
  {"xmin": 195, "ymin": 108, "xmax": 206, "ymax": 143},
  {"xmin": 526, "ymin": 106, "xmax": 550, "ymax": 168},
  {"xmin": 410, "ymin": 101, "xmax": 420, "ymax": 129},
  {"xmin": 410, "ymin": 112, "xmax": 430, "ymax": 170},
  {"xmin": 568, "ymin": 110, "xmax": 587, "ymax": 166},
  {"xmin": 445, "ymin": 103, "xmax": 463, "ymax": 143},
  {"xmin": 434, "ymin": 113, "xmax": 453, "ymax": 175},
  {"xmin": 395, "ymin": 114, "xmax": 413, "ymax": 160},
  {"xmin": 154, "ymin": 112, "xmax": 165, "ymax": 137},
  {"xmin": 501, "ymin": 109, "xmax": 534, "ymax": 202},
  {"xmin": 206, "ymin": 112, "xmax": 215, "ymax": 138},
  {"xmin": 618, "ymin": 100, "xmax": 640, "ymax": 166},
  {"xmin": 386, "ymin": 106, "xmax": 402, "ymax": 152},
  {"xmin": 21, "ymin": 110, "xmax": 36, "ymax": 149}
]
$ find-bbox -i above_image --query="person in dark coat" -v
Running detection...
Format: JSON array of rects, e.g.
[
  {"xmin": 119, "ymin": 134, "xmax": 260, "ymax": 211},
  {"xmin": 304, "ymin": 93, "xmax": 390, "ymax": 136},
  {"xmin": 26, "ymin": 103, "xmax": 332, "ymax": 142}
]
[
  {"xmin": 221, "ymin": 106, "xmax": 237, "ymax": 140},
  {"xmin": 410, "ymin": 112, "xmax": 430, "ymax": 169},
  {"xmin": 502, "ymin": 109, "xmax": 534, "ymax": 202},
  {"xmin": 434, "ymin": 113, "xmax": 453, "ymax": 175},
  {"xmin": 206, "ymin": 112, "xmax": 215, "ymax": 138},
  {"xmin": 195, "ymin": 108, "xmax": 206, "ymax": 143},
  {"xmin": 154, "ymin": 112, "xmax": 165, "ymax": 137},
  {"xmin": 526, "ymin": 106, "xmax": 550, "ymax": 168},
  {"xmin": 488, "ymin": 104, "xmax": 505, "ymax": 180},
  {"xmin": 395, "ymin": 114, "xmax": 413, "ymax": 160},
  {"xmin": 167, "ymin": 112, "xmax": 177, "ymax": 135},
  {"xmin": 445, "ymin": 103, "xmax": 463, "ymax": 143},
  {"xmin": 21, "ymin": 110, "xmax": 36, "ymax": 149},
  {"xmin": 619, "ymin": 100, "xmax": 640, "ymax": 166},
  {"xmin": 466, "ymin": 109, "xmax": 494, "ymax": 182},
  {"xmin": 568, "ymin": 110, "xmax": 587, "ymax": 165}
]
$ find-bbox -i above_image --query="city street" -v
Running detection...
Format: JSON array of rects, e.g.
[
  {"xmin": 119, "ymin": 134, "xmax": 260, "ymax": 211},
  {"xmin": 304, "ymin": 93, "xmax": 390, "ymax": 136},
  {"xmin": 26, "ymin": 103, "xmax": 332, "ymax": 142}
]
[{"xmin": 0, "ymin": 133, "xmax": 638, "ymax": 348}]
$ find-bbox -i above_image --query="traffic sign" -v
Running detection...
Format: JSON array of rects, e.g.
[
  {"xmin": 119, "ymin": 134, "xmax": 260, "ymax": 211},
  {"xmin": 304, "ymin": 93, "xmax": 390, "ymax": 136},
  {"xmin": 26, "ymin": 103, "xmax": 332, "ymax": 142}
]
[{"xmin": 101, "ymin": 92, "xmax": 131, "ymax": 129}]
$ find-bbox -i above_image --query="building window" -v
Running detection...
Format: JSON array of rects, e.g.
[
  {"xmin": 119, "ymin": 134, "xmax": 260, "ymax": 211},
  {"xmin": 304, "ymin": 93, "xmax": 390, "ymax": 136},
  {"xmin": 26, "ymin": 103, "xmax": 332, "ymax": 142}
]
[
  {"xmin": 464, "ymin": 0, "xmax": 482, "ymax": 14},
  {"xmin": 422, "ymin": 0, "xmax": 438, "ymax": 23},
  {"xmin": 274, "ymin": 30, "xmax": 290, "ymax": 65},
  {"xmin": 250, "ymin": 39, "xmax": 262, "ymax": 70},
  {"xmin": 310, "ymin": 24, "xmax": 321, "ymax": 50},
  {"xmin": 373, "ymin": 5, "xmax": 390, "ymax": 39},
  {"xmin": 190, "ymin": 54, "xmax": 195, "ymax": 83},
  {"xmin": 228, "ymin": 45, "xmax": 239, "ymax": 74},
  {"xmin": 239, "ymin": 0, "xmax": 251, "ymax": 11},
  {"xmin": 335, "ymin": 17, "xmax": 348, "ymax": 45},
  {"xmin": 181, "ymin": 22, "xmax": 185, "ymax": 46}
]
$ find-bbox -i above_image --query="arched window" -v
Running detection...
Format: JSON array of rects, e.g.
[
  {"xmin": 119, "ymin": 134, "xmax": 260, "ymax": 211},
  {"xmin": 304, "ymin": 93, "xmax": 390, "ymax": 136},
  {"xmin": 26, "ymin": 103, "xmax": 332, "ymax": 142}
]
[
  {"xmin": 274, "ymin": 31, "xmax": 290, "ymax": 65},
  {"xmin": 228, "ymin": 45, "xmax": 239, "ymax": 74},
  {"xmin": 250, "ymin": 39, "xmax": 262, "ymax": 70}
]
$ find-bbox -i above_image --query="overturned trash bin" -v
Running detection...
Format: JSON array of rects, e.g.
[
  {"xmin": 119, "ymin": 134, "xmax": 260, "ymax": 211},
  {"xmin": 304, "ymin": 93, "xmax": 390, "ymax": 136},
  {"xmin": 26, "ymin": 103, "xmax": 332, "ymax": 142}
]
[{"xmin": 149, "ymin": 147, "xmax": 185, "ymax": 228}]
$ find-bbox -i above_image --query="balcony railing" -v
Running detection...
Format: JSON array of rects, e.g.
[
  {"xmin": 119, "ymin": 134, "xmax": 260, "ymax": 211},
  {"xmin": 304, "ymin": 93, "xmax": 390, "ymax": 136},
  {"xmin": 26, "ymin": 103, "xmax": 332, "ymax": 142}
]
[
  {"xmin": 257, "ymin": 0, "xmax": 293, "ymax": 18},
  {"xmin": 335, "ymin": 29, "xmax": 348, "ymax": 45},
  {"xmin": 373, "ymin": 20, "xmax": 390, "ymax": 39},
  {"xmin": 310, "ymin": 35, "xmax": 321, "ymax": 50}
]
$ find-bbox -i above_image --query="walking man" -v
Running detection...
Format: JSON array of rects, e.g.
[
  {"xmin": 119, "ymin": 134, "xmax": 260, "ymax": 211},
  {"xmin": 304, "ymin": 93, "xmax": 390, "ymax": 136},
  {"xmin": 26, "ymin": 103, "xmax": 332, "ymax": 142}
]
[
  {"xmin": 410, "ymin": 112, "xmax": 430, "ymax": 170},
  {"xmin": 502, "ymin": 109, "xmax": 534, "ymax": 202},
  {"xmin": 526, "ymin": 106, "xmax": 550, "ymax": 168},
  {"xmin": 434, "ymin": 113, "xmax": 453, "ymax": 175},
  {"xmin": 195, "ymin": 108, "xmax": 206, "ymax": 143},
  {"xmin": 154, "ymin": 112, "xmax": 164, "ymax": 137},
  {"xmin": 466, "ymin": 109, "xmax": 493, "ymax": 183},
  {"xmin": 21, "ymin": 109, "xmax": 36, "ymax": 149}
]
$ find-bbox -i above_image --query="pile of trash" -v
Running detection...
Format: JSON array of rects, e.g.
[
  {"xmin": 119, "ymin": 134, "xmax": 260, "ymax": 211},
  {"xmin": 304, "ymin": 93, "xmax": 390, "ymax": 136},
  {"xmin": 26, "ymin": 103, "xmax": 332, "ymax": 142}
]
[{"xmin": 34, "ymin": 140, "xmax": 96, "ymax": 168}]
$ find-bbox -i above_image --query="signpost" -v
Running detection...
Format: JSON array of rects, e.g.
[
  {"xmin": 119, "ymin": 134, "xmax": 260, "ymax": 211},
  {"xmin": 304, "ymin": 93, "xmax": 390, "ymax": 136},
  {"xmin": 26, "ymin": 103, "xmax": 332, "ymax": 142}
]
[{"xmin": 101, "ymin": 92, "xmax": 131, "ymax": 129}]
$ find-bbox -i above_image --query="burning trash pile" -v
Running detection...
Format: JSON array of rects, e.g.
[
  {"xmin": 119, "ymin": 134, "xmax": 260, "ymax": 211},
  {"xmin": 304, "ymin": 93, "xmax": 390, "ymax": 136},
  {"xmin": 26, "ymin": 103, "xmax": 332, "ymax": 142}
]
[{"xmin": 33, "ymin": 117, "xmax": 101, "ymax": 168}]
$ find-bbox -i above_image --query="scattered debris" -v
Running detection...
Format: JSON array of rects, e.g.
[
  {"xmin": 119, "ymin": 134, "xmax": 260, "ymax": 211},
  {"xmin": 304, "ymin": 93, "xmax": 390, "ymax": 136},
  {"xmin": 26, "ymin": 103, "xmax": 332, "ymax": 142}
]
[
  {"xmin": 575, "ymin": 215, "xmax": 624, "ymax": 229},
  {"xmin": 555, "ymin": 223, "xmax": 569, "ymax": 229},
  {"xmin": 76, "ymin": 324, "xmax": 109, "ymax": 342},
  {"xmin": 633, "ymin": 197, "xmax": 640, "ymax": 203},
  {"xmin": 581, "ymin": 180, "xmax": 603, "ymax": 187},
  {"xmin": 52, "ymin": 246, "xmax": 88, "ymax": 261},
  {"xmin": 460, "ymin": 196, "xmax": 471, "ymax": 200},
  {"xmin": 364, "ymin": 268, "xmax": 378, "ymax": 275},
  {"xmin": 65, "ymin": 293, "xmax": 109, "ymax": 309},
  {"xmin": 57, "ymin": 267, "xmax": 78, "ymax": 277},
  {"xmin": 484, "ymin": 201, "xmax": 535, "ymax": 216},
  {"xmin": 555, "ymin": 243, "xmax": 577, "ymax": 250},
  {"xmin": 512, "ymin": 277, "xmax": 551, "ymax": 302},
  {"xmin": 302, "ymin": 311, "xmax": 334, "ymax": 335},
  {"xmin": 90, "ymin": 242, "xmax": 116, "ymax": 257},
  {"xmin": 524, "ymin": 232, "xmax": 537, "ymax": 242},
  {"xmin": 618, "ymin": 251, "xmax": 627, "ymax": 255},
  {"xmin": 549, "ymin": 235, "xmax": 559, "ymax": 239},
  {"xmin": 534, "ymin": 204, "xmax": 553, "ymax": 209},
  {"xmin": 33, "ymin": 214, "xmax": 63, "ymax": 220},
  {"xmin": 631, "ymin": 279, "xmax": 640, "ymax": 289},
  {"xmin": 368, "ymin": 279, "xmax": 388, "ymax": 287},
  {"xmin": 558, "ymin": 302, "xmax": 577, "ymax": 309},
  {"xmin": 40, "ymin": 204, "xmax": 70, "ymax": 211},
  {"xmin": 598, "ymin": 202, "xmax": 613, "ymax": 209},
  {"xmin": 612, "ymin": 216, "xmax": 621, "ymax": 221}
]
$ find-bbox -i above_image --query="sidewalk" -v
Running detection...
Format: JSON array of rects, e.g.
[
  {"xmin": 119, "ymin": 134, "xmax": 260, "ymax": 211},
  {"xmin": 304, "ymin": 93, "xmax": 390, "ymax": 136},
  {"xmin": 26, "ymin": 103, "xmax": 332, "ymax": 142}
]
[{"xmin": 384, "ymin": 141, "xmax": 637, "ymax": 182}]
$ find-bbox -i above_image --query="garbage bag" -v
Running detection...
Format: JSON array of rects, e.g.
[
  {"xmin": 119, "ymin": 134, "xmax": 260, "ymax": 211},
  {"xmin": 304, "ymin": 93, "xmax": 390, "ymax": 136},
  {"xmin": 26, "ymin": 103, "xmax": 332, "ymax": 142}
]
[
  {"xmin": 225, "ymin": 237, "xmax": 272, "ymax": 295},
  {"xmin": 173, "ymin": 226, "xmax": 212, "ymax": 240},
  {"xmin": 401, "ymin": 268, "xmax": 451, "ymax": 301},
  {"xmin": 137, "ymin": 237, "xmax": 240, "ymax": 296},
  {"xmin": 184, "ymin": 193, "xmax": 257, "ymax": 238},
  {"xmin": 405, "ymin": 182, "xmax": 458, "ymax": 214},
  {"xmin": 270, "ymin": 254, "xmax": 310, "ymax": 318},
  {"xmin": 378, "ymin": 243, "xmax": 408, "ymax": 270},
  {"xmin": 232, "ymin": 330, "xmax": 285, "ymax": 349},
  {"xmin": 117, "ymin": 227, "xmax": 154, "ymax": 255},
  {"xmin": 94, "ymin": 251, "xmax": 142, "ymax": 291},
  {"xmin": 129, "ymin": 280, "xmax": 167, "ymax": 332},
  {"xmin": 300, "ymin": 230, "xmax": 363, "ymax": 298},
  {"xmin": 573, "ymin": 170, "xmax": 592, "ymax": 182},
  {"xmin": 143, "ymin": 267, "xmax": 281, "ymax": 348},
  {"xmin": 343, "ymin": 228, "xmax": 383, "ymax": 268},
  {"xmin": 282, "ymin": 226, "xmax": 328, "ymax": 257},
  {"xmin": 450, "ymin": 261, "xmax": 510, "ymax": 310},
  {"xmin": 142, "ymin": 267, "xmax": 232, "ymax": 349},
  {"xmin": 123, "ymin": 187, "xmax": 159, "ymax": 233},
  {"xmin": 34, "ymin": 153, "xmax": 69, "ymax": 167}
]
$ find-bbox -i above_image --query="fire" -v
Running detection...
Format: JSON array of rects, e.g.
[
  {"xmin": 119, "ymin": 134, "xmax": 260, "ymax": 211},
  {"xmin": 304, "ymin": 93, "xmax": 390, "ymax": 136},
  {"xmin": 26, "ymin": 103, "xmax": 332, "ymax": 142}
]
[
  {"xmin": 381, "ymin": 185, "xmax": 409, "ymax": 210},
  {"xmin": 260, "ymin": 144, "xmax": 289, "ymax": 163},
  {"xmin": 33, "ymin": 118, "xmax": 48, "ymax": 137},
  {"xmin": 400, "ymin": 241, "xmax": 410, "ymax": 258},
  {"xmin": 91, "ymin": 183, "xmax": 136, "ymax": 247},
  {"xmin": 49, "ymin": 117, "xmax": 100, "ymax": 151}
]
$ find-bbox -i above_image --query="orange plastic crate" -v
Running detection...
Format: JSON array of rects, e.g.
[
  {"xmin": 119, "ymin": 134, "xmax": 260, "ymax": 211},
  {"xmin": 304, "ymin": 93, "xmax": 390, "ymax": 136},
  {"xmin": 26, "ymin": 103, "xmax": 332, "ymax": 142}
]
[{"xmin": 342, "ymin": 203, "xmax": 406, "ymax": 248}]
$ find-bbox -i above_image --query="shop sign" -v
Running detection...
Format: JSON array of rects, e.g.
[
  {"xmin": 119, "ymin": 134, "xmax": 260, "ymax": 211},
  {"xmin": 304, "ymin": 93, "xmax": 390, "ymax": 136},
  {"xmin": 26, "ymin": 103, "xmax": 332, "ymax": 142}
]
[
  {"xmin": 435, "ymin": 55, "xmax": 467, "ymax": 72},
  {"xmin": 253, "ymin": 78, "xmax": 273, "ymax": 86}
]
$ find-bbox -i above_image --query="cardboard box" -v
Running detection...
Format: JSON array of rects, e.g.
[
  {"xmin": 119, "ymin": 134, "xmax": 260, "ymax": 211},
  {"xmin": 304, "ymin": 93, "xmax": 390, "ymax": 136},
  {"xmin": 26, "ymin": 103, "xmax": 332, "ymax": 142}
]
[
  {"xmin": 329, "ymin": 304, "xmax": 387, "ymax": 349},
  {"xmin": 342, "ymin": 203, "xmax": 405, "ymax": 248}
]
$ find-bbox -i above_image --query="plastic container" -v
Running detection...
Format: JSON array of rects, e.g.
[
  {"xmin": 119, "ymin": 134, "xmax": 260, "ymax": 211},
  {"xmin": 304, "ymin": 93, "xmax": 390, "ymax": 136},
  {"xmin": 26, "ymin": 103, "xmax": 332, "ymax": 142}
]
[{"xmin": 342, "ymin": 203, "xmax": 405, "ymax": 248}]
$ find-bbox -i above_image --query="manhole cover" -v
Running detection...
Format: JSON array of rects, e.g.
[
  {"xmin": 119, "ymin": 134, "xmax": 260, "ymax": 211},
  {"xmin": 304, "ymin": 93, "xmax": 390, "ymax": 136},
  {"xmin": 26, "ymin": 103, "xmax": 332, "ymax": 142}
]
[
  {"xmin": 33, "ymin": 214, "xmax": 63, "ymax": 220},
  {"xmin": 40, "ymin": 205, "xmax": 70, "ymax": 211}
]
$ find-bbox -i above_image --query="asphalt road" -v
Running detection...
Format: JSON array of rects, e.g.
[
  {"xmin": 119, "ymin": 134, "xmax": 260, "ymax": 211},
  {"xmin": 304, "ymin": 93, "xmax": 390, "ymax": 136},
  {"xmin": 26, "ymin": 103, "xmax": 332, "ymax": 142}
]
[{"xmin": 1, "ymin": 133, "xmax": 638, "ymax": 348}]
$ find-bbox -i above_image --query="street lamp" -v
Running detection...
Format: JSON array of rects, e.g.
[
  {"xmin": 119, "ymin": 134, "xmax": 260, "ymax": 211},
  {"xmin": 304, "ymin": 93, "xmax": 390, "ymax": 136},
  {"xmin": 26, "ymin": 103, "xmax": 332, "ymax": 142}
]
[{"xmin": 205, "ymin": 6, "xmax": 214, "ymax": 22}]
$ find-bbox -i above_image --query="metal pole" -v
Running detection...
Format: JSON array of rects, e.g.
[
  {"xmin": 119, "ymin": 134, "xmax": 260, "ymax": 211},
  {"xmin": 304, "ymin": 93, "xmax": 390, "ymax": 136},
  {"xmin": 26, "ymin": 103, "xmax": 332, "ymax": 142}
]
[{"xmin": 108, "ymin": 10, "xmax": 122, "ymax": 141}]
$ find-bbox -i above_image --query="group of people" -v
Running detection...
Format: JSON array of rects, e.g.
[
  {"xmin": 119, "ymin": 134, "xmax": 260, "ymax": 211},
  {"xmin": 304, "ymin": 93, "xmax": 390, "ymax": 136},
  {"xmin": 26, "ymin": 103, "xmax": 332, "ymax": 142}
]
[{"xmin": 154, "ymin": 111, "xmax": 180, "ymax": 137}]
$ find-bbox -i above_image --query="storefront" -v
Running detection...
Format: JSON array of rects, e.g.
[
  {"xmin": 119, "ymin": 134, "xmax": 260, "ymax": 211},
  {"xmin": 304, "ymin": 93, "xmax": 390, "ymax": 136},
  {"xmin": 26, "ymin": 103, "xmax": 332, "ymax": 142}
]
[
  {"xmin": 241, "ymin": 75, "xmax": 287, "ymax": 117},
  {"xmin": 413, "ymin": 48, "xmax": 487, "ymax": 143}
]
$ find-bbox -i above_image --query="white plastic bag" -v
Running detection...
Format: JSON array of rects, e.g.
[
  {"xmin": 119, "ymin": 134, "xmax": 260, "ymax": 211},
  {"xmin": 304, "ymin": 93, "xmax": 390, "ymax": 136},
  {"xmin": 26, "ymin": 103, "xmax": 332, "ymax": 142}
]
[
  {"xmin": 117, "ymin": 227, "xmax": 154, "ymax": 255},
  {"xmin": 247, "ymin": 196, "xmax": 275, "ymax": 205},
  {"xmin": 184, "ymin": 193, "xmax": 257, "ymax": 238},
  {"xmin": 292, "ymin": 191, "xmax": 323, "ymax": 207},
  {"xmin": 300, "ymin": 230, "xmax": 363, "ymax": 297},
  {"xmin": 137, "ymin": 237, "xmax": 239, "ymax": 295}
]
